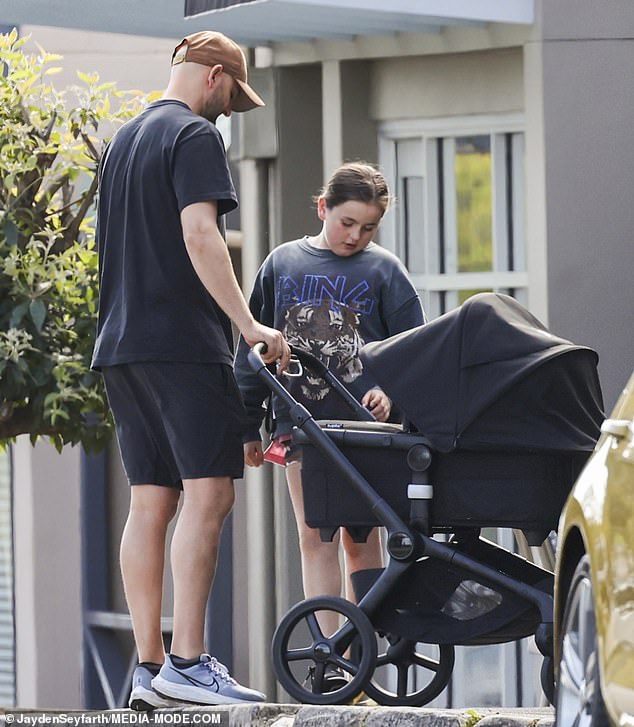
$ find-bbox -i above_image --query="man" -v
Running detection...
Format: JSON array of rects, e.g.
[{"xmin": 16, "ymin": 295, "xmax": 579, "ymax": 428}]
[{"xmin": 92, "ymin": 31, "xmax": 289, "ymax": 709}]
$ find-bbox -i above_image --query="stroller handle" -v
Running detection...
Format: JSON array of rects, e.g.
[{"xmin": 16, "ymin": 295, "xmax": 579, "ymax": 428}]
[
  {"xmin": 248, "ymin": 341, "xmax": 270, "ymax": 373},
  {"xmin": 247, "ymin": 342, "xmax": 376, "ymax": 422}
]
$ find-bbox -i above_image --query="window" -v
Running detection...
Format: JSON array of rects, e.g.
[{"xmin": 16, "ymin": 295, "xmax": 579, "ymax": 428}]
[{"xmin": 379, "ymin": 115, "xmax": 526, "ymax": 319}]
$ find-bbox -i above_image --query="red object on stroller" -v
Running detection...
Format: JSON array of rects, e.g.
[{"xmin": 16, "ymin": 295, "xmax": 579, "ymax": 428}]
[{"xmin": 262, "ymin": 435, "xmax": 292, "ymax": 466}]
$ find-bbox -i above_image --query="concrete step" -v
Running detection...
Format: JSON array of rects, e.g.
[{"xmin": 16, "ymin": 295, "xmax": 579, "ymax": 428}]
[
  {"xmin": 1, "ymin": 705, "xmax": 556, "ymax": 727},
  {"xmin": 191, "ymin": 704, "xmax": 555, "ymax": 726}
]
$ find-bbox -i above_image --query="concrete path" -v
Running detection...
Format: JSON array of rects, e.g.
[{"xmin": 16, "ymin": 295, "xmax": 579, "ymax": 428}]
[
  {"xmin": 0, "ymin": 705, "xmax": 556, "ymax": 727},
  {"xmin": 194, "ymin": 703, "xmax": 555, "ymax": 726}
]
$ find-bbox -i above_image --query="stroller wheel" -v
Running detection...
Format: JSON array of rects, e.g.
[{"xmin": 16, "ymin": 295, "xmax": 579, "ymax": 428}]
[
  {"xmin": 357, "ymin": 633, "xmax": 455, "ymax": 707},
  {"xmin": 271, "ymin": 596, "xmax": 377, "ymax": 705}
]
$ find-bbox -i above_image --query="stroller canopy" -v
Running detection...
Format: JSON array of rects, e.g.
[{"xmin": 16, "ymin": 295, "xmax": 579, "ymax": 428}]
[{"xmin": 360, "ymin": 293, "xmax": 604, "ymax": 453}]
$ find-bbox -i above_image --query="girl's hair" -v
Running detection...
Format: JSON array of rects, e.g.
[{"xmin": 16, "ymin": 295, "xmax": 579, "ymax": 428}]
[{"xmin": 316, "ymin": 161, "xmax": 393, "ymax": 214}]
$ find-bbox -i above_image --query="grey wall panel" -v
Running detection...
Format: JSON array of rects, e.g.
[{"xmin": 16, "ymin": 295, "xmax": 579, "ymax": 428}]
[
  {"xmin": 273, "ymin": 65, "xmax": 323, "ymax": 245},
  {"xmin": 542, "ymin": 37, "xmax": 634, "ymax": 409},
  {"xmin": 341, "ymin": 60, "xmax": 378, "ymax": 165},
  {"xmin": 369, "ymin": 48, "xmax": 524, "ymax": 122}
]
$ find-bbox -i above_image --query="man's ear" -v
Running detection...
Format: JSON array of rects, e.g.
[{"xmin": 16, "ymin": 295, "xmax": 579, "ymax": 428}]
[{"xmin": 208, "ymin": 64, "xmax": 224, "ymax": 86}]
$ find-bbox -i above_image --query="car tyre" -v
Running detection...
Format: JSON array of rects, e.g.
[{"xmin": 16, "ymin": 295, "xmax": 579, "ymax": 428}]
[{"xmin": 555, "ymin": 555, "xmax": 610, "ymax": 727}]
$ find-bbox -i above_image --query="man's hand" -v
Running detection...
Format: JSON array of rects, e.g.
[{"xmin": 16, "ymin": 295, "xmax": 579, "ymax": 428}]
[
  {"xmin": 362, "ymin": 388, "xmax": 392, "ymax": 422},
  {"xmin": 244, "ymin": 440, "xmax": 264, "ymax": 467},
  {"xmin": 242, "ymin": 321, "xmax": 291, "ymax": 373}
]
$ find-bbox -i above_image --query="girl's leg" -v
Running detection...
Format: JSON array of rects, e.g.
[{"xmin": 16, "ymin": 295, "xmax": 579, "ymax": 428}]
[
  {"xmin": 286, "ymin": 461, "xmax": 342, "ymax": 635},
  {"xmin": 341, "ymin": 526, "xmax": 384, "ymax": 602}
]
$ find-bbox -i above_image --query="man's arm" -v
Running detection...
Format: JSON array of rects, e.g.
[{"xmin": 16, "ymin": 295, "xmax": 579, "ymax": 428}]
[{"xmin": 181, "ymin": 200, "xmax": 289, "ymax": 368}]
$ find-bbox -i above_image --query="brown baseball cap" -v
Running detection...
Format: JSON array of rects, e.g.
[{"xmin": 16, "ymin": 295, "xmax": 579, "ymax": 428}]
[{"xmin": 171, "ymin": 31, "xmax": 264, "ymax": 112}]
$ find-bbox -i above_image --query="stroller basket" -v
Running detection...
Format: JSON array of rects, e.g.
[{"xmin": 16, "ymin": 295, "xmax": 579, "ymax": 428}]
[{"xmin": 350, "ymin": 536, "xmax": 553, "ymax": 646}]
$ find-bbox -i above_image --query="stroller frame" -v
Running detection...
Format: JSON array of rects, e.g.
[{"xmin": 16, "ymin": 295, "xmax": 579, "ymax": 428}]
[{"xmin": 248, "ymin": 343, "xmax": 557, "ymax": 706}]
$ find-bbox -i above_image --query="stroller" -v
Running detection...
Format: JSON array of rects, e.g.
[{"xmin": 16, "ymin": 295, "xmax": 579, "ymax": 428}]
[{"xmin": 247, "ymin": 293, "xmax": 604, "ymax": 707}]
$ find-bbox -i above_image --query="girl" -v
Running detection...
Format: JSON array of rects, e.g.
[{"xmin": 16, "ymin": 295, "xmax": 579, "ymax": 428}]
[{"xmin": 234, "ymin": 161, "xmax": 425, "ymax": 690}]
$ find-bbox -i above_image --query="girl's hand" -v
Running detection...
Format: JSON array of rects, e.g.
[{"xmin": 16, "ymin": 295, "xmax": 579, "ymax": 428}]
[
  {"xmin": 362, "ymin": 388, "xmax": 392, "ymax": 422},
  {"xmin": 244, "ymin": 441, "xmax": 264, "ymax": 467}
]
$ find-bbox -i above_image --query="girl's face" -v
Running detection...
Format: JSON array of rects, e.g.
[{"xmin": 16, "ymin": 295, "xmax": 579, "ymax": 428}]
[{"xmin": 316, "ymin": 197, "xmax": 384, "ymax": 257}]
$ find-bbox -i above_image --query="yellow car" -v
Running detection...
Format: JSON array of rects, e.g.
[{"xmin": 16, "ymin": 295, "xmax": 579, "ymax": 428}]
[{"xmin": 555, "ymin": 371, "xmax": 634, "ymax": 727}]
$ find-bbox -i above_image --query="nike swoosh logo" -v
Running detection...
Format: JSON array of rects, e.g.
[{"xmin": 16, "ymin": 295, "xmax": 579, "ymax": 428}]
[{"xmin": 169, "ymin": 669, "xmax": 220, "ymax": 692}]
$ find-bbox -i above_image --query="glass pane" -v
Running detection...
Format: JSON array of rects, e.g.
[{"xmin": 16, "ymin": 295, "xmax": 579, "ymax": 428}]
[
  {"xmin": 458, "ymin": 289, "xmax": 492, "ymax": 306},
  {"xmin": 455, "ymin": 136, "xmax": 492, "ymax": 273}
]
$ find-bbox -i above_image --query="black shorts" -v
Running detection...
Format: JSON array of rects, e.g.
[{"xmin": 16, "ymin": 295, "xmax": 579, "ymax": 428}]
[{"xmin": 102, "ymin": 362, "xmax": 246, "ymax": 488}]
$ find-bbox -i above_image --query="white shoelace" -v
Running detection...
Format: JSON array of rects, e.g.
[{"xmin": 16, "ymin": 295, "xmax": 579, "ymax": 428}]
[{"xmin": 202, "ymin": 654, "xmax": 237, "ymax": 685}]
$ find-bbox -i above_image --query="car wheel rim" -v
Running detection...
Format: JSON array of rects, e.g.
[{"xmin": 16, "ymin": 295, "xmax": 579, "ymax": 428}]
[{"xmin": 557, "ymin": 569, "xmax": 599, "ymax": 727}]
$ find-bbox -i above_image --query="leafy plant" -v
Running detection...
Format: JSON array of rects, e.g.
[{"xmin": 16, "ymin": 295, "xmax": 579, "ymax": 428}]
[
  {"xmin": 463, "ymin": 708, "xmax": 483, "ymax": 727},
  {"xmin": 0, "ymin": 29, "xmax": 149, "ymax": 452}
]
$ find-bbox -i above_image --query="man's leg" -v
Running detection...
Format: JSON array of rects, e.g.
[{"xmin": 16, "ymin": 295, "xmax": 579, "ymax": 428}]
[
  {"xmin": 169, "ymin": 475, "xmax": 234, "ymax": 659},
  {"xmin": 120, "ymin": 484, "xmax": 180, "ymax": 663},
  {"xmin": 151, "ymin": 475, "xmax": 265, "ymax": 704}
]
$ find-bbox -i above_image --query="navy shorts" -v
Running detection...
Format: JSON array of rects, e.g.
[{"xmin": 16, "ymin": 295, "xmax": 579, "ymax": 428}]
[{"xmin": 102, "ymin": 362, "xmax": 246, "ymax": 488}]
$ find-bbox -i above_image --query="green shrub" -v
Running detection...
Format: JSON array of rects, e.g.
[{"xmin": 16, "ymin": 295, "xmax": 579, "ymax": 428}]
[{"xmin": 0, "ymin": 29, "xmax": 148, "ymax": 452}]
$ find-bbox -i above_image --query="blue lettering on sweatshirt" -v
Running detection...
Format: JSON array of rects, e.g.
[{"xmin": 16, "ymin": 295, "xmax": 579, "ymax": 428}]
[{"xmin": 277, "ymin": 274, "xmax": 375, "ymax": 315}]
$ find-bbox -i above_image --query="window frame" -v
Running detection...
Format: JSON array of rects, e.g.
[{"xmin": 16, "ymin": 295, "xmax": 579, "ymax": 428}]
[{"xmin": 378, "ymin": 113, "xmax": 528, "ymax": 318}]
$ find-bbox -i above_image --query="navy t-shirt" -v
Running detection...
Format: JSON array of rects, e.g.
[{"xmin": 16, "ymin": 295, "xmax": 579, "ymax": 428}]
[{"xmin": 92, "ymin": 100, "xmax": 237, "ymax": 369}]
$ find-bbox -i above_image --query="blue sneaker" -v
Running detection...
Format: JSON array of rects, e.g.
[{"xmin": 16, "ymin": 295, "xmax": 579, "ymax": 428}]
[
  {"xmin": 129, "ymin": 664, "xmax": 184, "ymax": 711},
  {"xmin": 151, "ymin": 653, "xmax": 266, "ymax": 705}
]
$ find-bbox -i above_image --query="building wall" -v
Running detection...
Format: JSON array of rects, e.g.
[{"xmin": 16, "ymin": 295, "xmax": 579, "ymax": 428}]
[
  {"xmin": 341, "ymin": 60, "xmax": 378, "ymax": 163},
  {"xmin": 272, "ymin": 64, "xmax": 324, "ymax": 244},
  {"xmin": 13, "ymin": 438, "xmax": 82, "ymax": 708},
  {"xmin": 536, "ymin": 0, "xmax": 634, "ymax": 409},
  {"xmin": 20, "ymin": 25, "xmax": 173, "ymax": 95},
  {"xmin": 106, "ymin": 443, "xmax": 131, "ymax": 615},
  {"xmin": 369, "ymin": 48, "xmax": 524, "ymax": 121}
]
